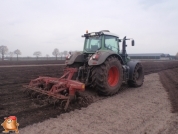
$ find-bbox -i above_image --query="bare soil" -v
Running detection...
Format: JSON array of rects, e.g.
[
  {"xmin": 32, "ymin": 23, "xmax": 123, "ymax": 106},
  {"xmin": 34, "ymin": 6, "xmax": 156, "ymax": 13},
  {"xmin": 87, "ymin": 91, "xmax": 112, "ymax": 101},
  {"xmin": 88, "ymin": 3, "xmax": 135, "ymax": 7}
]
[
  {"xmin": 142, "ymin": 60, "xmax": 178, "ymax": 74},
  {"xmin": 0, "ymin": 66, "xmax": 65, "ymax": 131},
  {"xmin": 19, "ymin": 73, "xmax": 178, "ymax": 134},
  {"xmin": 159, "ymin": 68, "xmax": 178, "ymax": 113},
  {"xmin": 0, "ymin": 60, "xmax": 178, "ymax": 133}
]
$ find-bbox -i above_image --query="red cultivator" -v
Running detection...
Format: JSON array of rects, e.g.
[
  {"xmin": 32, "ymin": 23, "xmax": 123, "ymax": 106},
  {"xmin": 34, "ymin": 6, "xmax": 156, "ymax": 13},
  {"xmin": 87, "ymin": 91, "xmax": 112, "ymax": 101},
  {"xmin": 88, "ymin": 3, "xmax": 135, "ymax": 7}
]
[{"xmin": 23, "ymin": 68, "xmax": 85, "ymax": 110}]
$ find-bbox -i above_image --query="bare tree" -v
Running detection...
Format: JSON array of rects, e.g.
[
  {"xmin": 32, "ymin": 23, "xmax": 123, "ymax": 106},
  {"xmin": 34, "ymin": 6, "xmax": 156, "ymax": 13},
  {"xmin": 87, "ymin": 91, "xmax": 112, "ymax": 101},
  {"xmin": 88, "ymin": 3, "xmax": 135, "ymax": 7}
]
[
  {"xmin": 59, "ymin": 52, "xmax": 63, "ymax": 60},
  {"xmin": 14, "ymin": 49, "xmax": 21, "ymax": 61},
  {"xmin": 33, "ymin": 51, "xmax": 42, "ymax": 60},
  {"xmin": 0, "ymin": 46, "xmax": 8, "ymax": 61},
  {"xmin": 52, "ymin": 48, "xmax": 60, "ymax": 60},
  {"xmin": 46, "ymin": 54, "xmax": 49, "ymax": 60},
  {"xmin": 9, "ymin": 52, "xmax": 14, "ymax": 61}
]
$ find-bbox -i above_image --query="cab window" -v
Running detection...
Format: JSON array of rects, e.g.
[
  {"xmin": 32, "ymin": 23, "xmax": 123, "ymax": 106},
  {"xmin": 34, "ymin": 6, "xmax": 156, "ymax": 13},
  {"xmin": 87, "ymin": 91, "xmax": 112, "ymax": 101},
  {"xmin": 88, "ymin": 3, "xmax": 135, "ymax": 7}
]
[
  {"xmin": 104, "ymin": 36, "xmax": 118, "ymax": 53},
  {"xmin": 84, "ymin": 36, "xmax": 102, "ymax": 52}
]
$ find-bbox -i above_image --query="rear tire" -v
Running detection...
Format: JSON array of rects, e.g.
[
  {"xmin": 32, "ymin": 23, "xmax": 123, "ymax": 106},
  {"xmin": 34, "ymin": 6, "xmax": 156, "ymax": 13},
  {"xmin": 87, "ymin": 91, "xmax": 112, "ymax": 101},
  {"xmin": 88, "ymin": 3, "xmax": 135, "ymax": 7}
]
[
  {"xmin": 128, "ymin": 63, "xmax": 144, "ymax": 87},
  {"xmin": 91, "ymin": 56, "xmax": 123, "ymax": 96}
]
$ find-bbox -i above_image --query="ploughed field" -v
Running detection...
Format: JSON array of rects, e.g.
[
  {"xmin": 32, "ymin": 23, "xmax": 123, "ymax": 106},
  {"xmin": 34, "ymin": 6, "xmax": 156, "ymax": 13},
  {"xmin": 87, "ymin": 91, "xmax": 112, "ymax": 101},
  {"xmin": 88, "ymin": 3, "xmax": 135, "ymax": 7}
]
[{"xmin": 0, "ymin": 60, "xmax": 178, "ymax": 132}]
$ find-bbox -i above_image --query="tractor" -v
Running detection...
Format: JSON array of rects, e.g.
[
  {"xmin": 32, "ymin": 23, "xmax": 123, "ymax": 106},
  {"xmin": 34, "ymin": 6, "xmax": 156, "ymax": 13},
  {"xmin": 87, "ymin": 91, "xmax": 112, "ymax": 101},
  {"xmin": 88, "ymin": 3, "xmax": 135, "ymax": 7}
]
[{"xmin": 24, "ymin": 30, "xmax": 144, "ymax": 110}]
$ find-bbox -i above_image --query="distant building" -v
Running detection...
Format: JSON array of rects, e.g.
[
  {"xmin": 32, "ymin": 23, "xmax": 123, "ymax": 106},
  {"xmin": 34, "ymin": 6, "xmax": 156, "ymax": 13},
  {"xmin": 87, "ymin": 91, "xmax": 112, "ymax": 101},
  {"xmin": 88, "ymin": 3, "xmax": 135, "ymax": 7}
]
[{"xmin": 128, "ymin": 53, "xmax": 172, "ymax": 60}]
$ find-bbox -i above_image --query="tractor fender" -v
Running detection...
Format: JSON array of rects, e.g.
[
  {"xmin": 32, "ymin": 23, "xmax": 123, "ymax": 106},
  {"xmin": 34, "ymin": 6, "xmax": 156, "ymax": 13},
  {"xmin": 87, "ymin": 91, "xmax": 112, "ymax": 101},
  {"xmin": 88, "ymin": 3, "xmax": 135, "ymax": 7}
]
[
  {"xmin": 88, "ymin": 50, "xmax": 124, "ymax": 66},
  {"xmin": 65, "ymin": 52, "xmax": 85, "ymax": 65},
  {"xmin": 127, "ymin": 60, "xmax": 141, "ymax": 80}
]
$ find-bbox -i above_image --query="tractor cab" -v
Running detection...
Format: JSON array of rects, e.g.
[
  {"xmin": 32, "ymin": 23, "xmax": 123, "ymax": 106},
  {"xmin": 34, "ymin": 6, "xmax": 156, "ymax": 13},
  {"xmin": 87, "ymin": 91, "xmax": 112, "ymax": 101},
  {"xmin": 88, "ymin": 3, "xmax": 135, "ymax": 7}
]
[
  {"xmin": 82, "ymin": 30, "xmax": 135, "ymax": 64},
  {"xmin": 82, "ymin": 30, "xmax": 121, "ymax": 54}
]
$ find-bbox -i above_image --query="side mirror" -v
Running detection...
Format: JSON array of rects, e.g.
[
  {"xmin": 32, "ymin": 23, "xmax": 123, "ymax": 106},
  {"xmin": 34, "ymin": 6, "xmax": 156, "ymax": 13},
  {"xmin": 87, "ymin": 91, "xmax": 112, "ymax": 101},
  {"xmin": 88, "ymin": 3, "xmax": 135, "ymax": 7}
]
[
  {"xmin": 131, "ymin": 40, "xmax": 135, "ymax": 46},
  {"xmin": 116, "ymin": 38, "xmax": 121, "ymax": 42}
]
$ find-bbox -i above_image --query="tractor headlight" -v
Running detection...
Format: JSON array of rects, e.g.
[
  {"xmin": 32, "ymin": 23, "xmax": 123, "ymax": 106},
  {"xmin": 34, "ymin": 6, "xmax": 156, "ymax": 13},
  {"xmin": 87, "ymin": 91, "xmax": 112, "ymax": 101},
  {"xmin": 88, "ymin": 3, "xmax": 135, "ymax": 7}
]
[
  {"xmin": 66, "ymin": 54, "xmax": 72, "ymax": 60},
  {"xmin": 92, "ymin": 54, "xmax": 100, "ymax": 60}
]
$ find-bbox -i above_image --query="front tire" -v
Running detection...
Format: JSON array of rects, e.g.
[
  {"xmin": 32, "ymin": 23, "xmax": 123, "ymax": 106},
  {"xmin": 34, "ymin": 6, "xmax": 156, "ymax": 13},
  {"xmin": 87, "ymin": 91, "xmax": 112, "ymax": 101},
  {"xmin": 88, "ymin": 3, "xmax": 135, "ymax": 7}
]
[{"xmin": 91, "ymin": 56, "xmax": 123, "ymax": 96}]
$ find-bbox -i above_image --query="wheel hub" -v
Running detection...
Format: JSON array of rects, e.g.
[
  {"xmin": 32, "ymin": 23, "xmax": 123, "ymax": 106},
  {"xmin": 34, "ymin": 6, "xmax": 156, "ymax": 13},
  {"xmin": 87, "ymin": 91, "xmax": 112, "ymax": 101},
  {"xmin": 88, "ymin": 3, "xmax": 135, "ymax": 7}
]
[{"xmin": 108, "ymin": 66, "xmax": 119, "ymax": 87}]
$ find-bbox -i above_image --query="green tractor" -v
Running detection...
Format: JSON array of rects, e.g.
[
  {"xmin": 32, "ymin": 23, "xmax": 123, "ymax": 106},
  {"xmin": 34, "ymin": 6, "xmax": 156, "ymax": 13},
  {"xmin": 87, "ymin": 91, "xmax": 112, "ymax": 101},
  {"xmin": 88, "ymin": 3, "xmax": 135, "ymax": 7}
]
[
  {"xmin": 65, "ymin": 30, "xmax": 144, "ymax": 95},
  {"xmin": 24, "ymin": 30, "xmax": 144, "ymax": 110}
]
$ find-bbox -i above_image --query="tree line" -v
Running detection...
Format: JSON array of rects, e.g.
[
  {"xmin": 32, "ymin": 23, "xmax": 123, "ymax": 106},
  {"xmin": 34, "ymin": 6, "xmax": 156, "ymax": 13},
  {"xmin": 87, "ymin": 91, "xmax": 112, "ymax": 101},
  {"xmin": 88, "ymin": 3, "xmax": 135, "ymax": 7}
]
[
  {"xmin": 0, "ymin": 46, "xmax": 21, "ymax": 61},
  {"xmin": 33, "ymin": 49, "xmax": 68, "ymax": 60},
  {"xmin": 0, "ymin": 45, "xmax": 69, "ymax": 61}
]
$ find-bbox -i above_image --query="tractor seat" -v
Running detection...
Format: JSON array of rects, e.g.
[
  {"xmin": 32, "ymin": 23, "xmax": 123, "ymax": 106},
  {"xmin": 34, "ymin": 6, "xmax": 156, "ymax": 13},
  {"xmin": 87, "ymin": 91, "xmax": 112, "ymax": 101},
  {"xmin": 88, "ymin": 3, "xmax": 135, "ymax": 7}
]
[{"xmin": 91, "ymin": 45, "xmax": 98, "ymax": 51}]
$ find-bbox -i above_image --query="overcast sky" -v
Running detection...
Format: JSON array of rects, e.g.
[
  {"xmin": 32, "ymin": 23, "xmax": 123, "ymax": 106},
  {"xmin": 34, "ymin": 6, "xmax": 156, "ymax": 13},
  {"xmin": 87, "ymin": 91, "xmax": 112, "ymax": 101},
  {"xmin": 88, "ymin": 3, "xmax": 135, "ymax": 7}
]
[{"xmin": 0, "ymin": 0, "xmax": 178, "ymax": 57}]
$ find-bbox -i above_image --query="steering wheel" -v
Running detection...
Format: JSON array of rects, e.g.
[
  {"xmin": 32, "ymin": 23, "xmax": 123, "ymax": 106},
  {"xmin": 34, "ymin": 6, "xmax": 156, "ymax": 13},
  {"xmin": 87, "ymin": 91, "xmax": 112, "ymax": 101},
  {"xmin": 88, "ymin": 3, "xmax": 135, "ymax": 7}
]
[{"xmin": 107, "ymin": 44, "xmax": 112, "ymax": 50}]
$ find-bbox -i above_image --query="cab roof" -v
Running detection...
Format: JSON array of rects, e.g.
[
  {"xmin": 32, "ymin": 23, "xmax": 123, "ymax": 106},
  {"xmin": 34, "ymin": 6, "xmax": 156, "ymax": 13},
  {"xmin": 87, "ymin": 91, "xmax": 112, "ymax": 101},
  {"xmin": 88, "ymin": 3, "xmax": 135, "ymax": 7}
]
[
  {"xmin": 83, "ymin": 30, "xmax": 119, "ymax": 38},
  {"xmin": 102, "ymin": 31, "xmax": 119, "ymax": 37}
]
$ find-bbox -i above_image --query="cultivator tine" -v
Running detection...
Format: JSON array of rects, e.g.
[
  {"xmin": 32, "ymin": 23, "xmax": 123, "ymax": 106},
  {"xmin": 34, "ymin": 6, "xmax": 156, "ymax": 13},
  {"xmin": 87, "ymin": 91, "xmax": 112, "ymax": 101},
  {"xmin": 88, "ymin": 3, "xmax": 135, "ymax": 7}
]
[
  {"xmin": 37, "ymin": 94, "xmax": 43, "ymax": 100},
  {"xmin": 60, "ymin": 100, "xmax": 67, "ymax": 108},
  {"xmin": 37, "ymin": 94, "xmax": 41, "ymax": 99},
  {"xmin": 25, "ymin": 90, "xmax": 32, "ymax": 96},
  {"xmin": 53, "ymin": 99, "xmax": 58, "ymax": 106},
  {"xmin": 37, "ymin": 94, "xmax": 45, "ymax": 99},
  {"xmin": 59, "ymin": 99, "xmax": 69, "ymax": 110},
  {"xmin": 64, "ymin": 99, "xmax": 70, "ymax": 111},
  {"xmin": 47, "ymin": 96, "xmax": 52, "ymax": 104},
  {"xmin": 31, "ymin": 91, "xmax": 39, "ymax": 98},
  {"xmin": 31, "ymin": 92, "xmax": 39, "ymax": 98}
]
